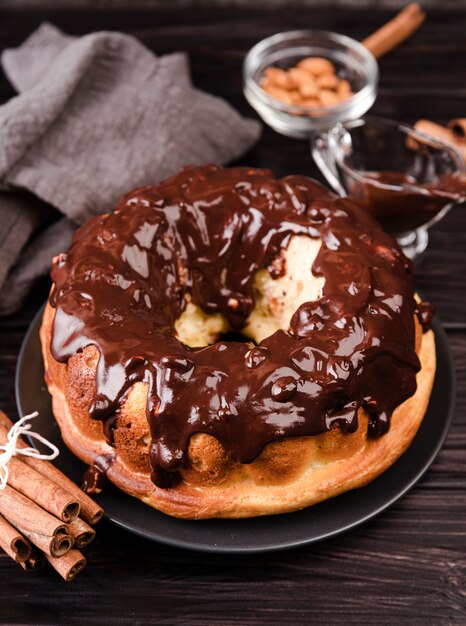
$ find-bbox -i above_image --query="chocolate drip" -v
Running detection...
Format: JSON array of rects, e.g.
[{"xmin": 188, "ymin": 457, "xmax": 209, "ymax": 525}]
[
  {"xmin": 50, "ymin": 165, "xmax": 425, "ymax": 488},
  {"xmin": 416, "ymin": 300, "xmax": 435, "ymax": 332},
  {"xmin": 82, "ymin": 453, "xmax": 116, "ymax": 494}
]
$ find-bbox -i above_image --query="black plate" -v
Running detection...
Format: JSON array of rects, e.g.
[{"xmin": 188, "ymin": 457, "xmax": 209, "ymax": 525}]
[{"xmin": 16, "ymin": 305, "xmax": 455, "ymax": 553}]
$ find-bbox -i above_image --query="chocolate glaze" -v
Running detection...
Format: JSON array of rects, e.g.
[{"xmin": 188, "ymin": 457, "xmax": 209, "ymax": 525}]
[
  {"xmin": 49, "ymin": 165, "xmax": 425, "ymax": 488},
  {"xmin": 82, "ymin": 465, "xmax": 107, "ymax": 494},
  {"xmin": 348, "ymin": 170, "xmax": 465, "ymax": 234}
]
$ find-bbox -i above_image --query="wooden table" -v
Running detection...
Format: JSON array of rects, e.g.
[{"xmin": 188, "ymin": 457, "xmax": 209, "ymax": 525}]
[{"xmin": 0, "ymin": 6, "xmax": 465, "ymax": 624}]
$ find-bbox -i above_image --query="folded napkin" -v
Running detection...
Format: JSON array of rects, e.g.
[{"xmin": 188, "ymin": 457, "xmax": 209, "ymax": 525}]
[{"xmin": 0, "ymin": 23, "xmax": 260, "ymax": 315}]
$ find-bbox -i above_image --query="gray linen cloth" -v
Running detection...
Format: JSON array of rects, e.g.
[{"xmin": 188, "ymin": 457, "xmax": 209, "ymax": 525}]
[{"xmin": 0, "ymin": 22, "xmax": 260, "ymax": 315}]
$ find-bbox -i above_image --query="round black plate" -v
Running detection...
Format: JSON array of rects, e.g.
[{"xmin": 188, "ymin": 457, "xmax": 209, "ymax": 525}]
[{"xmin": 16, "ymin": 305, "xmax": 455, "ymax": 553}]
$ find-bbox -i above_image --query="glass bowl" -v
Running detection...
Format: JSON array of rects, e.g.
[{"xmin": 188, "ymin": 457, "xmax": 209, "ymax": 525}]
[
  {"xmin": 243, "ymin": 30, "xmax": 379, "ymax": 139},
  {"xmin": 312, "ymin": 116, "xmax": 466, "ymax": 259}
]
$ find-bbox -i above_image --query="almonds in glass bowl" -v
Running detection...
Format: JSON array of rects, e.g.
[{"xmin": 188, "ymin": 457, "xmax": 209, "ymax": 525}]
[{"xmin": 260, "ymin": 57, "xmax": 354, "ymax": 109}]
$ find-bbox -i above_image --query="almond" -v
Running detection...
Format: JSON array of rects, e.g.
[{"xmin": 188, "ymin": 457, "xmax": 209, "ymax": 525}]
[
  {"xmin": 338, "ymin": 89, "xmax": 355, "ymax": 102},
  {"xmin": 289, "ymin": 90, "xmax": 303, "ymax": 104},
  {"xmin": 299, "ymin": 80, "xmax": 319, "ymax": 98},
  {"xmin": 261, "ymin": 81, "xmax": 295, "ymax": 104},
  {"xmin": 288, "ymin": 67, "xmax": 314, "ymax": 87},
  {"xmin": 317, "ymin": 73, "xmax": 339, "ymax": 90},
  {"xmin": 297, "ymin": 57, "xmax": 335, "ymax": 76},
  {"xmin": 264, "ymin": 66, "xmax": 293, "ymax": 89},
  {"xmin": 337, "ymin": 79, "xmax": 352, "ymax": 96},
  {"xmin": 319, "ymin": 89, "xmax": 340, "ymax": 106}
]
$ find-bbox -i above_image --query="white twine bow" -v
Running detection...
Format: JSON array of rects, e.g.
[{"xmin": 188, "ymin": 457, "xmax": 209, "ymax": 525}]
[{"xmin": 0, "ymin": 412, "xmax": 59, "ymax": 490}]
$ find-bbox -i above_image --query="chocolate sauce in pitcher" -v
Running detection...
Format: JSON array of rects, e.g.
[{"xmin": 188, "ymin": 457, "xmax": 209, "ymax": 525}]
[{"xmin": 348, "ymin": 170, "xmax": 465, "ymax": 235}]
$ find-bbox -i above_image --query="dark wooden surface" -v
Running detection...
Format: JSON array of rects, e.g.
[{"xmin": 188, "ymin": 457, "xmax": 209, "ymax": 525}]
[{"xmin": 0, "ymin": 6, "xmax": 465, "ymax": 625}]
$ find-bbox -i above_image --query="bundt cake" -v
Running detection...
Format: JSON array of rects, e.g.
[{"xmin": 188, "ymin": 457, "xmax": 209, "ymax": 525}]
[{"xmin": 40, "ymin": 164, "xmax": 436, "ymax": 519}]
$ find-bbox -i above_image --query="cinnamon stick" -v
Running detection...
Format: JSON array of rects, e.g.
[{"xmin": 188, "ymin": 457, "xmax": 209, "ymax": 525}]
[
  {"xmin": 67, "ymin": 517, "xmax": 96, "ymax": 549},
  {"xmin": 20, "ymin": 548, "xmax": 46, "ymax": 572},
  {"xmin": 5, "ymin": 455, "xmax": 80, "ymax": 523},
  {"xmin": 45, "ymin": 549, "xmax": 87, "ymax": 582},
  {"xmin": 448, "ymin": 118, "xmax": 466, "ymax": 139},
  {"xmin": 0, "ymin": 513, "xmax": 31, "ymax": 563},
  {"xmin": 413, "ymin": 119, "xmax": 466, "ymax": 160},
  {"xmin": 414, "ymin": 119, "xmax": 452, "ymax": 143},
  {"xmin": 362, "ymin": 3, "xmax": 426, "ymax": 59},
  {"xmin": 0, "ymin": 413, "xmax": 103, "ymax": 525},
  {"xmin": 0, "ymin": 484, "xmax": 72, "ymax": 557},
  {"xmin": 24, "ymin": 455, "xmax": 103, "ymax": 525}
]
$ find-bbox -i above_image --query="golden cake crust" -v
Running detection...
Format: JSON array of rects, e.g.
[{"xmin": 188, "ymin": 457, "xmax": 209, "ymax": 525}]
[{"xmin": 40, "ymin": 302, "xmax": 436, "ymax": 519}]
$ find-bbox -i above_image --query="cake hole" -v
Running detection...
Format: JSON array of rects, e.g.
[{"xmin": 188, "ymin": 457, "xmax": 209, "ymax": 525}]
[
  {"xmin": 175, "ymin": 236, "xmax": 325, "ymax": 348},
  {"xmin": 217, "ymin": 330, "xmax": 256, "ymax": 346}
]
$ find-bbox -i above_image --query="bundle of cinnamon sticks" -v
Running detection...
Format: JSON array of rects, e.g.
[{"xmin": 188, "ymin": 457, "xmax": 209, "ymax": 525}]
[{"xmin": 0, "ymin": 411, "xmax": 103, "ymax": 581}]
